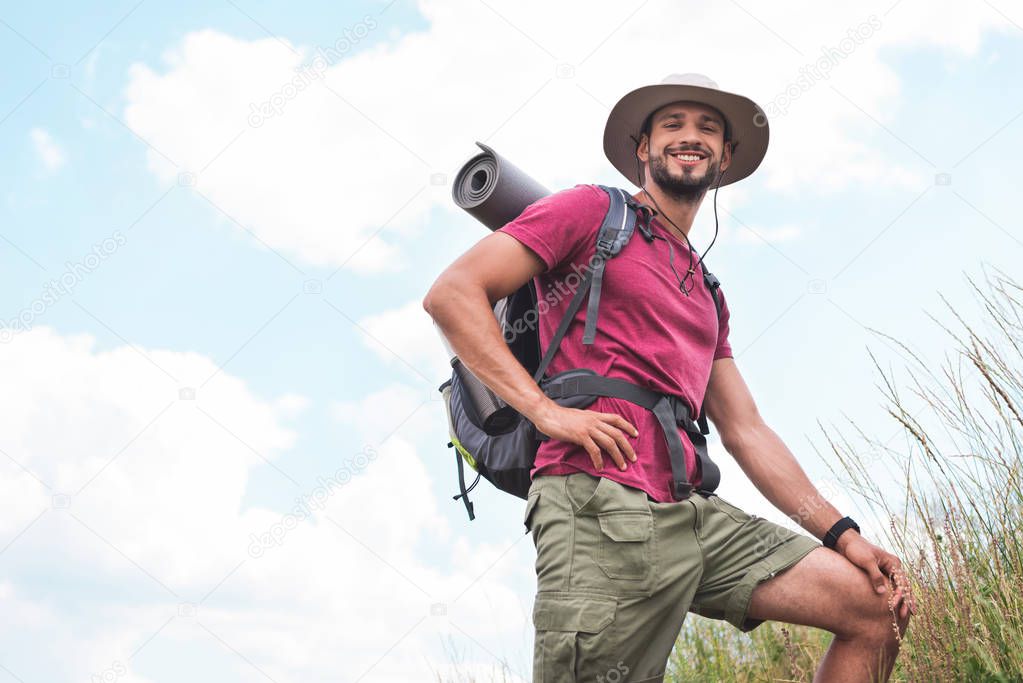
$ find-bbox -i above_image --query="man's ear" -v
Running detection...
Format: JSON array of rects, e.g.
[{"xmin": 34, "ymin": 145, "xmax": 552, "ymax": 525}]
[
  {"xmin": 636, "ymin": 134, "xmax": 648, "ymax": 164},
  {"xmin": 721, "ymin": 139, "xmax": 733, "ymax": 173}
]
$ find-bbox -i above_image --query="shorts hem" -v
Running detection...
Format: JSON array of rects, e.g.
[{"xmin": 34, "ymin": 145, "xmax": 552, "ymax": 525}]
[{"xmin": 724, "ymin": 535, "xmax": 821, "ymax": 632}]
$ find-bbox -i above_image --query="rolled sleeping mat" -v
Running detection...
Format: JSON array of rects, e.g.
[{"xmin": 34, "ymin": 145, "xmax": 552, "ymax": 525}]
[
  {"xmin": 451, "ymin": 141, "xmax": 551, "ymax": 232},
  {"xmin": 446, "ymin": 142, "xmax": 552, "ymax": 434},
  {"xmin": 451, "ymin": 357, "xmax": 519, "ymax": 434}
]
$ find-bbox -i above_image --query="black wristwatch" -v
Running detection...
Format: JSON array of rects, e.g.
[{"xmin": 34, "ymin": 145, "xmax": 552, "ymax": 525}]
[{"xmin": 823, "ymin": 516, "xmax": 860, "ymax": 550}]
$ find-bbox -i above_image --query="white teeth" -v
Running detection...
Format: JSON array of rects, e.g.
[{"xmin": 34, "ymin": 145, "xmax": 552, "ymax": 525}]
[{"xmin": 673, "ymin": 153, "xmax": 702, "ymax": 162}]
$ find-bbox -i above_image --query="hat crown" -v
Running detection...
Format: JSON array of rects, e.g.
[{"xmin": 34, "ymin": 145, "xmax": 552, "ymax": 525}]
[{"xmin": 660, "ymin": 72, "xmax": 719, "ymax": 90}]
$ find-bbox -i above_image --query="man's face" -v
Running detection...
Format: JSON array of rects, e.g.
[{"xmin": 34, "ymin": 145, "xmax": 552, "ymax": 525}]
[{"xmin": 640, "ymin": 101, "xmax": 732, "ymax": 200}]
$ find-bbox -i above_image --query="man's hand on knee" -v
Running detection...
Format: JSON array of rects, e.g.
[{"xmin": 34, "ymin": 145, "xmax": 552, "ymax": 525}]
[{"xmin": 835, "ymin": 533, "xmax": 916, "ymax": 620}]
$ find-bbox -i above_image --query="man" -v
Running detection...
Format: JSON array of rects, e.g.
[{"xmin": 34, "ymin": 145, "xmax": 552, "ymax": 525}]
[{"xmin": 423, "ymin": 73, "xmax": 915, "ymax": 682}]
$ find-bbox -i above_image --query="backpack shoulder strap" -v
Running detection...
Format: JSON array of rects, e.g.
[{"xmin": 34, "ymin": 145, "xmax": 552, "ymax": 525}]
[
  {"xmin": 532, "ymin": 185, "xmax": 643, "ymax": 381},
  {"xmin": 699, "ymin": 260, "xmax": 723, "ymax": 320},
  {"xmin": 695, "ymin": 259, "xmax": 724, "ymax": 436},
  {"xmin": 581, "ymin": 185, "xmax": 642, "ymax": 345}
]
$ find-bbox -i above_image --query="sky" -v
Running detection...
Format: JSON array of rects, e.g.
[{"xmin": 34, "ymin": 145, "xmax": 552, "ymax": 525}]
[{"xmin": 0, "ymin": 0, "xmax": 1021, "ymax": 680}]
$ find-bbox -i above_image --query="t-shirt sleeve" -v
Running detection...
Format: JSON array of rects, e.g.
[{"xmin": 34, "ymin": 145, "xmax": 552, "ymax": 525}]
[
  {"xmin": 714, "ymin": 287, "xmax": 734, "ymax": 360},
  {"xmin": 495, "ymin": 184, "xmax": 607, "ymax": 272}
]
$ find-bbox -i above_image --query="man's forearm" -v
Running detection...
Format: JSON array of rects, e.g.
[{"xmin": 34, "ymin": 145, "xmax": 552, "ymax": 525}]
[
  {"xmin": 725, "ymin": 421, "xmax": 849, "ymax": 543},
  {"xmin": 424, "ymin": 280, "xmax": 554, "ymax": 424}
]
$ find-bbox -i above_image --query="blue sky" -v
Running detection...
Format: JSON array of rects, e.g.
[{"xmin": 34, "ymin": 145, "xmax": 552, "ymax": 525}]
[{"xmin": 1, "ymin": 1, "xmax": 1021, "ymax": 680}]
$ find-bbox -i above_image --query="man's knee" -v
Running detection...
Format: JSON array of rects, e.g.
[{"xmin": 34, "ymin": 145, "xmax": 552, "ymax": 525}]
[{"xmin": 836, "ymin": 588, "xmax": 911, "ymax": 647}]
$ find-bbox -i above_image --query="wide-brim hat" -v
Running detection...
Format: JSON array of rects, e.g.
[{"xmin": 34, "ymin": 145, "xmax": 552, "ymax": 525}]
[{"xmin": 603, "ymin": 73, "xmax": 769, "ymax": 188}]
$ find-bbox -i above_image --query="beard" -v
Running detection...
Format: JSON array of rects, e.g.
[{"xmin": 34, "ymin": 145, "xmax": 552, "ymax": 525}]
[{"xmin": 648, "ymin": 148, "xmax": 722, "ymax": 203}]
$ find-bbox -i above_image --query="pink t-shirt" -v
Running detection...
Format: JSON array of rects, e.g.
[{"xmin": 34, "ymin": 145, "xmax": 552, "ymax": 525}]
[{"xmin": 496, "ymin": 183, "xmax": 733, "ymax": 502}]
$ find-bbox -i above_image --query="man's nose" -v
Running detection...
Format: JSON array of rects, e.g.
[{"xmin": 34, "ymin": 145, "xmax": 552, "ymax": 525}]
[{"xmin": 675, "ymin": 125, "xmax": 706, "ymax": 151}]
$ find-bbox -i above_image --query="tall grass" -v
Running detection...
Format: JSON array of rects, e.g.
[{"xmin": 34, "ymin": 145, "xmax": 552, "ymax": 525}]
[
  {"xmin": 437, "ymin": 266, "xmax": 1023, "ymax": 681},
  {"xmin": 667, "ymin": 264, "xmax": 1023, "ymax": 682}
]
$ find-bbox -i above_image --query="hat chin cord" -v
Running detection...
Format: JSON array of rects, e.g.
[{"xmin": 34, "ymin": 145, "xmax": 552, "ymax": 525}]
[{"xmin": 633, "ymin": 146, "xmax": 726, "ymax": 297}]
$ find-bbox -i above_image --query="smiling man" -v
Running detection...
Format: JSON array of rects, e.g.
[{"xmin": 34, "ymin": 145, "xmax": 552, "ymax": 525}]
[{"xmin": 424, "ymin": 73, "xmax": 914, "ymax": 681}]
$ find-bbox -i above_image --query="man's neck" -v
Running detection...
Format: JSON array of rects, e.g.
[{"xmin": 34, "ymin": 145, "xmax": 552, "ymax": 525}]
[{"xmin": 631, "ymin": 185, "xmax": 705, "ymax": 241}]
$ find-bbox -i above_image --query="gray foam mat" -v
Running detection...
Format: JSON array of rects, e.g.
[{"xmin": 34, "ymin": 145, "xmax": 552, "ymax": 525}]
[{"xmin": 451, "ymin": 141, "xmax": 550, "ymax": 231}]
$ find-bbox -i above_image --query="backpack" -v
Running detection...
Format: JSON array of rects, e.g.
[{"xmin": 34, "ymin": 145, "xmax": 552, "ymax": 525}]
[{"xmin": 438, "ymin": 185, "xmax": 725, "ymax": 520}]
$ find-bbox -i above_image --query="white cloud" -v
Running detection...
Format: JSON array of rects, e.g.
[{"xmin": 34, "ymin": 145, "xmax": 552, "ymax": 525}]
[
  {"xmin": 0, "ymin": 327, "xmax": 532, "ymax": 680},
  {"xmin": 330, "ymin": 381, "xmax": 440, "ymax": 447},
  {"xmin": 273, "ymin": 391, "xmax": 310, "ymax": 418},
  {"xmin": 119, "ymin": 0, "xmax": 1013, "ymax": 271},
  {"xmin": 30, "ymin": 127, "xmax": 66, "ymax": 173},
  {"xmin": 357, "ymin": 298, "xmax": 451, "ymax": 381}
]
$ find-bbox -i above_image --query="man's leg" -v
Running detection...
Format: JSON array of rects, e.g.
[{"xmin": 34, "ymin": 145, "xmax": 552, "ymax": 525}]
[
  {"xmin": 746, "ymin": 546, "xmax": 911, "ymax": 683},
  {"xmin": 684, "ymin": 492, "xmax": 910, "ymax": 683},
  {"xmin": 526, "ymin": 473, "xmax": 704, "ymax": 681}
]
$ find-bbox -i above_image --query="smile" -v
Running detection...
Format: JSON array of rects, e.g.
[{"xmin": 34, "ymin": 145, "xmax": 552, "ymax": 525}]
[{"xmin": 670, "ymin": 152, "xmax": 706, "ymax": 167}]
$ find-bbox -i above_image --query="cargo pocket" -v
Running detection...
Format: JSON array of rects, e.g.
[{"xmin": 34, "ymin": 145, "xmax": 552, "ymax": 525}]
[
  {"xmin": 596, "ymin": 510, "xmax": 653, "ymax": 581},
  {"xmin": 532, "ymin": 593, "xmax": 618, "ymax": 681},
  {"xmin": 523, "ymin": 490, "xmax": 541, "ymax": 533}
]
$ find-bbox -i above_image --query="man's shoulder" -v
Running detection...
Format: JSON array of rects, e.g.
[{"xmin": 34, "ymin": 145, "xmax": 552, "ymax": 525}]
[
  {"xmin": 545, "ymin": 182, "xmax": 605, "ymax": 202},
  {"xmin": 540, "ymin": 183, "xmax": 612, "ymax": 217}
]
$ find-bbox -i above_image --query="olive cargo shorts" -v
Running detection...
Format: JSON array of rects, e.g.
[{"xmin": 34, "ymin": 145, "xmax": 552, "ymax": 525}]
[{"xmin": 524, "ymin": 472, "xmax": 821, "ymax": 682}]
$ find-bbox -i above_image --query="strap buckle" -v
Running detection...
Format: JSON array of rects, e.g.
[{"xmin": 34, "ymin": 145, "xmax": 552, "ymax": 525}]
[
  {"xmin": 669, "ymin": 395, "xmax": 700, "ymax": 434},
  {"xmin": 543, "ymin": 377, "xmax": 581, "ymax": 400},
  {"xmin": 635, "ymin": 204, "xmax": 655, "ymax": 222},
  {"xmin": 696, "ymin": 410, "xmax": 709, "ymax": 435},
  {"xmin": 672, "ymin": 479, "xmax": 693, "ymax": 500},
  {"xmin": 595, "ymin": 237, "xmax": 615, "ymax": 257}
]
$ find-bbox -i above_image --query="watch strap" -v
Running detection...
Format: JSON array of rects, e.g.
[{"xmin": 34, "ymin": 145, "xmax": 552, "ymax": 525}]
[{"xmin": 823, "ymin": 516, "xmax": 860, "ymax": 550}]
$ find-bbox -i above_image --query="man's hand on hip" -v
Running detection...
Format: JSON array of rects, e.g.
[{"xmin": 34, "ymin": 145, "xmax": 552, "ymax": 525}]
[{"xmin": 532, "ymin": 404, "xmax": 638, "ymax": 472}]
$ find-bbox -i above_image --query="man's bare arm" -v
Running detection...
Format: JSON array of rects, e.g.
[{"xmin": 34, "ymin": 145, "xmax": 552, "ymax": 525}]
[
  {"xmin": 422, "ymin": 231, "xmax": 637, "ymax": 470},
  {"xmin": 424, "ymin": 232, "xmax": 558, "ymax": 421},
  {"xmin": 705, "ymin": 356, "xmax": 916, "ymax": 613},
  {"xmin": 703, "ymin": 357, "xmax": 848, "ymax": 543}
]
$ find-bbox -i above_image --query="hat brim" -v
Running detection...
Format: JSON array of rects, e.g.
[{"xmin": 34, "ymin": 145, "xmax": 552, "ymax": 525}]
[{"xmin": 603, "ymin": 83, "xmax": 769, "ymax": 188}]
